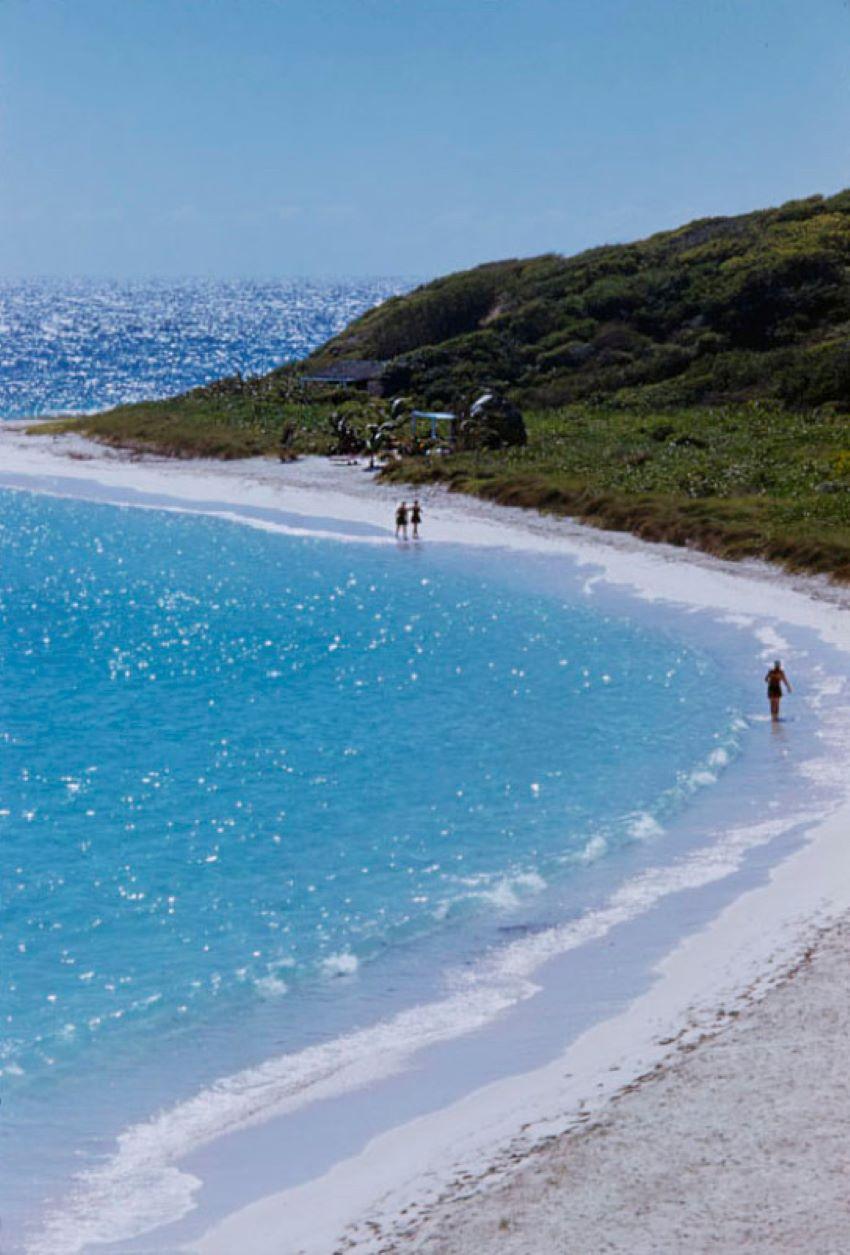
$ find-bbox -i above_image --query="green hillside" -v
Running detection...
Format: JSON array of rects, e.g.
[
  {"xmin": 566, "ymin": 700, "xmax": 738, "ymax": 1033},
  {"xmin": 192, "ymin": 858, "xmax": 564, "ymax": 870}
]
[
  {"xmin": 31, "ymin": 190, "xmax": 850, "ymax": 579},
  {"xmin": 308, "ymin": 190, "xmax": 850, "ymax": 411}
]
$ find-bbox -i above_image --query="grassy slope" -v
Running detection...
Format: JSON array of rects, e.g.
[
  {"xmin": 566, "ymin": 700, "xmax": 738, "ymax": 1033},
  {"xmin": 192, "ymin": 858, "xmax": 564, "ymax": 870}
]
[
  {"xmin": 32, "ymin": 388, "xmax": 338, "ymax": 460},
  {"xmin": 29, "ymin": 190, "xmax": 850, "ymax": 578},
  {"xmin": 384, "ymin": 403, "xmax": 850, "ymax": 578}
]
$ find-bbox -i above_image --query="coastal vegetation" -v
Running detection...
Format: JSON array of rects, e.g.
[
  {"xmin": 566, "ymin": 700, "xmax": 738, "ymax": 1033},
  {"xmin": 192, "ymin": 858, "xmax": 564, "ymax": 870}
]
[
  {"xmin": 307, "ymin": 189, "xmax": 850, "ymax": 412},
  {"xmin": 30, "ymin": 190, "xmax": 850, "ymax": 578},
  {"xmin": 385, "ymin": 402, "xmax": 850, "ymax": 578},
  {"xmin": 34, "ymin": 385, "xmax": 322, "ymax": 459}
]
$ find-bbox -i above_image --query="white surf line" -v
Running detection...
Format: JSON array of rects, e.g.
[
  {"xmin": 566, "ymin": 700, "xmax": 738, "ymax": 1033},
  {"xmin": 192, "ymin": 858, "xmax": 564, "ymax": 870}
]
[
  {"xmin": 28, "ymin": 784, "xmax": 829, "ymax": 1254},
  {"xmin": 0, "ymin": 476, "xmax": 394, "ymax": 547},
  {"xmin": 3, "ymin": 430, "xmax": 850, "ymax": 639},
  {"xmin": 195, "ymin": 794, "xmax": 850, "ymax": 1255},
  {"xmin": 7, "ymin": 430, "xmax": 850, "ymax": 1251}
]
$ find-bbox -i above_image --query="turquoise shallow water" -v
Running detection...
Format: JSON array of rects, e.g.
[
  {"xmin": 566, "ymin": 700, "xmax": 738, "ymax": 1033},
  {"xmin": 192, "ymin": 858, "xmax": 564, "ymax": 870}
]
[
  {"xmin": 0, "ymin": 486, "xmax": 754, "ymax": 1241},
  {"xmin": 1, "ymin": 279, "xmax": 844, "ymax": 1252},
  {"xmin": 1, "ymin": 487, "xmax": 742, "ymax": 1076}
]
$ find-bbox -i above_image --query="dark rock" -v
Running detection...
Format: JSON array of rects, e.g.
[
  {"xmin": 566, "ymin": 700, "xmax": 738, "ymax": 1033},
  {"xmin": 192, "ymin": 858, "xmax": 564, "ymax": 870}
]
[
  {"xmin": 457, "ymin": 391, "xmax": 527, "ymax": 450},
  {"xmin": 565, "ymin": 342, "xmax": 596, "ymax": 365}
]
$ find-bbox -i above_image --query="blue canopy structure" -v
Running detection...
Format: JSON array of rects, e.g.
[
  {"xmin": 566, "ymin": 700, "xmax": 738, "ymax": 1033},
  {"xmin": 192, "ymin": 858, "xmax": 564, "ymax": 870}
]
[{"xmin": 410, "ymin": 410, "xmax": 456, "ymax": 441}]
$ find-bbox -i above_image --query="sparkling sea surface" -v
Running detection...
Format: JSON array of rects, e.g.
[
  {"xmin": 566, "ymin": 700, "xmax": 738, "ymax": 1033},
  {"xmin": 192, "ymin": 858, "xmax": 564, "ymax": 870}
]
[
  {"xmin": 0, "ymin": 277, "xmax": 409, "ymax": 419},
  {"xmin": 0, "ymin": 280, "xmax": 838, "ymax": 1252},
  {"xmin": 2, "ymin": 488, "xmax": 752, "ymax": 1245}
]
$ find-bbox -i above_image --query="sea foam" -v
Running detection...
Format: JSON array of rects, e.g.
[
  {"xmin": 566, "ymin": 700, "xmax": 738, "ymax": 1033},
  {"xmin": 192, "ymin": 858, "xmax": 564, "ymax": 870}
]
[{"xmin": 31, "ymin": 797, "xmax": 834, "ymax": 1255}]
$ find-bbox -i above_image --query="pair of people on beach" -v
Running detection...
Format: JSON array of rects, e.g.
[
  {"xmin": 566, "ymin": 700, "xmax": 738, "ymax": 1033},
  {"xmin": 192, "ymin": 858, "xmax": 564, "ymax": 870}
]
[
  {"xmin": 393, "ymin": 522, "xmax": 794, "ymax": 721},
  {"xmin": 395, "ymin": 500, "xmax": 421, "ymax": 541},
  {"xmin": 765, "ymin": 660, "xmax": 792, "ymax": 722}
]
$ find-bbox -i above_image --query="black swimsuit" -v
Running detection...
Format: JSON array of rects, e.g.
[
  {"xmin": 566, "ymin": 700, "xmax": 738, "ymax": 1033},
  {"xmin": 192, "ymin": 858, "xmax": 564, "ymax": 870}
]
[{"xmin": 767, "ymin": 676, "xmax": 782, "ymax": 698}]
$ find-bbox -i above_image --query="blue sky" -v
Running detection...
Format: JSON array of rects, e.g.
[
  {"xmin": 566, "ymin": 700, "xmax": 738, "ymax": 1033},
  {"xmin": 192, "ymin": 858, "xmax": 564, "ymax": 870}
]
[{"xmin": 0, "ymin": 0, "xmax": 848, "ymax": 277}]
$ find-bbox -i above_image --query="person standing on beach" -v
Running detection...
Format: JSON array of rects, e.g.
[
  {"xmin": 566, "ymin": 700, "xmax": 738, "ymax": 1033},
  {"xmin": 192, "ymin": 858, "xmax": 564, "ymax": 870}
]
[
  {"xmin": 395, "ymin": 501, "xmax": 409, "ymax": 541},
  {"xmin": 411, "ymin": 499, "xmax": 422, "ymax": 540},
  {"xmin": 765, "ymin": 659, "xmax": 792, "ymax": 721}
]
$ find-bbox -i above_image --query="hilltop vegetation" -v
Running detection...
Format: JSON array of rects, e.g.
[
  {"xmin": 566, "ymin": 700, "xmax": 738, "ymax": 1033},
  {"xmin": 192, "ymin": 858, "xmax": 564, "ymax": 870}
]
[
  {"xmin": 308, "ymin": 190, "xmax": 850, "ymax": 412},
  {"xmin": 30, "ymin": 190, "xmax": 850, "ymax": 579}
]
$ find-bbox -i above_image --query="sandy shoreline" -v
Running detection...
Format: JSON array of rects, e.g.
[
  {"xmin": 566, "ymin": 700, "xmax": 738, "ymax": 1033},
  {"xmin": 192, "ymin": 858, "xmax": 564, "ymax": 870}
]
[
  {"xmin": 5, "ymin": 425, "xmax": 850, "ymax": 1254},
  {"xmin": 399, "ymin": 917, "xmax": 850, "ymax": 1254},
  {"xmin": 197, "ymin": 805, "xmax": 850, "ymax": 1255}
]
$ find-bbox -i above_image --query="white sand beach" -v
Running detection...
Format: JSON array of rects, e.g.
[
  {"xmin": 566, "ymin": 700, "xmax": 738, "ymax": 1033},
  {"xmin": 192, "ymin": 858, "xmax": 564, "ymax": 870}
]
[
  {"xmin": 5, "ymin": 423, "xmax": 850, "ymax": 1254},
  {"xmin": 395, "ymin": 917, "xmax": 850, "ymax": 1255}
]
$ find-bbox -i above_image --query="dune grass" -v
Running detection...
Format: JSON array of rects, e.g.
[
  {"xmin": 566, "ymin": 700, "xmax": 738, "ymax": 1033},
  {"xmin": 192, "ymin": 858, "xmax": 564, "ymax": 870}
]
[
  {"xmin": 28, "ymin": 188, "xmax": 850, "ymax": 578},
  {"xmin": 28, "ymin": 391, "xmax": 336, "ymax": 460},
  {"xmin": 33, "ymin": 395, "xmax": 850, "ymax": 579},
  {"xmin": 382, "ymin": 402, "xmax": 850, "ymax": 579}
]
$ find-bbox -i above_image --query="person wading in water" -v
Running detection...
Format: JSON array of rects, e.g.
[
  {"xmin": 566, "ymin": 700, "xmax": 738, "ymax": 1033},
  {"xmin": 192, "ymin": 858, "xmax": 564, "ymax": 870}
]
[
  {"xmin": 765, "ymin": 659, "xmax": 792, "ymax": 722},
  {"xmin": 395, "ymin": 501, "xmax": 409, "ymax": 541},
  {"xmin": 411, "ymin": 499, "xmax": 422, "ymax": 540}
]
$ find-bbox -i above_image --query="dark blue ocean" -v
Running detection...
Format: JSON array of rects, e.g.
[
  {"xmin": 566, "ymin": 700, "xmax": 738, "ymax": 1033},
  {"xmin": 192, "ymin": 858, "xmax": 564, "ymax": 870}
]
[{"xmin": 0, "ymin": 277, "xmax": 409, "ymax": 419}]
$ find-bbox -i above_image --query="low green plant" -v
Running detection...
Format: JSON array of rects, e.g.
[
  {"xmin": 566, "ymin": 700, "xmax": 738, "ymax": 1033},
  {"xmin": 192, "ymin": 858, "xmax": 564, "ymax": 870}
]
[
  {"xmin": 832, "ymin": 450, "xmax": 850, "ymax": 477},
  {"xmin": 380, "ymin": 401, "xmax": 850, "ymax": 580}
]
